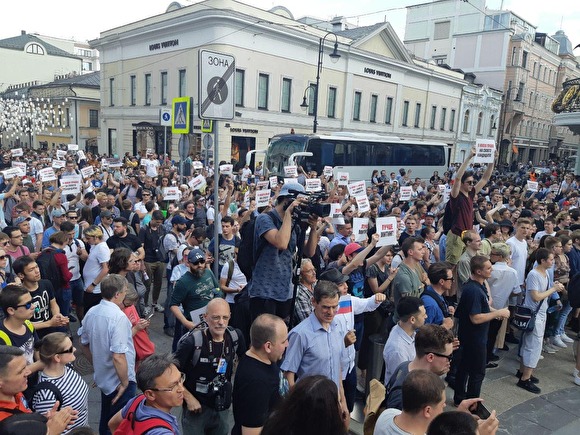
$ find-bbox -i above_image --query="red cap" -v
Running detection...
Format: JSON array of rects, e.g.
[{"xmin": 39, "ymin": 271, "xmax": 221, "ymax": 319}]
[{"xmin": 344, "ymin": 242, "xmax": 364, "ymax": 257}]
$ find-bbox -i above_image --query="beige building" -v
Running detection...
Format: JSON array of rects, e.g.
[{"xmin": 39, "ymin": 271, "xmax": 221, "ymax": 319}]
[{"xmin": 89, "ymin": 0, "xmax": 467, "ymax": 164}]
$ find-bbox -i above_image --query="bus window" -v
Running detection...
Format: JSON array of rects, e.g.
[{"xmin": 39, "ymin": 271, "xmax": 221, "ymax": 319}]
[
  {"xmin": 349, "ymin": 141, "xmax": 369, "ymax": 165},
  {"xmin": 429, "ymin": 146, "xmax": 445, "ymax": 165},
  {"xmin": 305, "ymin": 139, "xmax": 335, "ymax": 174},
  {"xmin": 392, "ymin": 144, "xmax": 413, "ymax": 166},
  {"xmin": 372, "ymin": 142, "xmax": 392, "ymax": 166},
  {"xmin": 411, "ymin": 145, "xmax": 431, "ymax": 165}
]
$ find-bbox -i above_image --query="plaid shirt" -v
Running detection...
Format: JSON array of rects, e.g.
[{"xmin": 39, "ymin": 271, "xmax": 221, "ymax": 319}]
[{"xmin": 293, "ymin": 282, "xmax": 314, "ymax": 327}]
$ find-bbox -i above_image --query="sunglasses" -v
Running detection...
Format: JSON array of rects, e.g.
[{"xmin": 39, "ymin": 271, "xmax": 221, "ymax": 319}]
[
  {"xmin": 426, "ymin": 351, "xmax": 453, "ymax": 361},
  {"xmin": 14, "ymin": 301, "xmax": 33, "ymax": 310},
  {"xmin": 0, "ymin": 255, "xmax": 7, "ymax": 260},
  {"xmin": 192, "ymin": 259, "xmax": 206, "ymax": 266},
  {"xmin": 68, "ymin": 216, "xmax": 78, "ymax": 219},
  {"xmin": 465, "ymin": 180, "xmax": 475, "ymax": 185},
  {"xmin": 2, "ymin": 242, "xmax": 9, "ymax": 247},
  {"xmin": 57, "ymin": 346, "xmax": 74, "ymax": 355}
]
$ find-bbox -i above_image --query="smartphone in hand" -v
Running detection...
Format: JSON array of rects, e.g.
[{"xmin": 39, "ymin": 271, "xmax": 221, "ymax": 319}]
[
  {"xmin": 473, "ymin": 401, "xmax": 491, "ymax": 419},
  {"xmin": 145, "ymin": 312, "xmax": 155, "ymax": 321}
]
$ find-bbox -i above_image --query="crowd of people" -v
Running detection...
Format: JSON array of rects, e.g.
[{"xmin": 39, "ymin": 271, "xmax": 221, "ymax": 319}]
[{"xmin": 0, "ymin": 144, "xmax": 578, "ymax": 435}]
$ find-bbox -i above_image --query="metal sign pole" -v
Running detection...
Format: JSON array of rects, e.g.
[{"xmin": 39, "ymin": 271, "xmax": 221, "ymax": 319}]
[
  {"xmin": 164, "ymin": 126, "xmax": 167, "ymax": 163},
  {"xmin": 213, "ymin": 122, "xmax": 219, "ymax": 278}
]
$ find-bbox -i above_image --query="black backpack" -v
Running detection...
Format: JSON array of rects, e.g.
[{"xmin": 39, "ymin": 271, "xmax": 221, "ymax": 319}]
[
  {"xmin": 237, "ymin": 211, "xmax": 276, "ymax": 280},
  {"xmin": 36, "ymin": 248, "xmax": 64, "ymax": 293},
  {"xmin": 569, "ymin": 272, "xmax": 580, "ymax": 308},
  {"xmin": 442, "ymin": 199, "xmax": 454, "ymax": 235}
]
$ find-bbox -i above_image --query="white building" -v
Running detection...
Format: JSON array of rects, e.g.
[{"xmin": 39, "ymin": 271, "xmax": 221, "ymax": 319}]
[{"xmin": 89, "ymin": 0, "xmax": 470, "ymax": 165}]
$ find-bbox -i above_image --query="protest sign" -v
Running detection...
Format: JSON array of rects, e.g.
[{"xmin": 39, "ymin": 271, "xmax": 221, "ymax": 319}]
[
  {"xmin": 400, "ymin": 186, "xmax": 412, "ymax": 201},
  {"xmin": 284, "ymin": 165, "xmax": 298, "ymax": 178},
  {"xmin": 60, "ymin": 175, "xmax": 82, "ymax": 195},
  {"xmin": 269, "ymin": 176, "xmax": 278, "ymax": 188},
  {"xmin": 193, "ymin": 160, "xmax": 204, "ymax": 170},
  {"xmin": 52, "ymin": 160, "xmax": 66, "ymax": 169},
  {"xmin": 189, "ymin": 306, "xmax": 207, "ymax": 328},
  {"xmin": 2, "ymin": 168, "xmax": 21, "ymax": 180},
  {"xmin": 256, "ymin": 189, "xmax": 271, "ymax": 208},
  {"xmin": 473, "ymin": 139, "xmax": 495, "ymax": 164},
  {"xmin": 438, "ymin": 184, "xmax": 446, "ymax": 194},
  {"xmin": 330, "ymin": 203, "xmax": 345, "ymax": 225},
  {"xmin": 104, "ymin": 158, "xmax": 122, "ymax": 168},
  {"xmin": 356, "ymin": 195, "xmax": 370, "ymax": 213},
  {"xmin": 188, "ymin": 174, "xmax": 207, "ymax": 191},
  {"xmin": 11, "ymin": 162, "xmax": 26, "ymax": 176},
  {"xmin": 67, "ymin": 144, "xmax": 79, "ymax": 151},
  {"xmin": 348, "ymin": 180, "xmax": 366, "ymax": 198},
  {"xmin": 443, "ymin": 187, "xmax": 452, "ymax": 203},
  {"xmin": 163, "ymin": 187, "xmax": 180, "ymax": 200},
  {"xmin": 10, "ymin": 148, "xmax": 23, "ymax": 157},
  {"xmin": 56, "ymin": 150, "xmax": 68, "ymax": 160},
  {"xmin": 39, "ymin": 167, "xmax": 57, "ymax": 182},
  {"xmin": 323, "ymin": 166, "xmax": 333, "ymax": 177},
  {"xmin": 256, "ymin": 180, "xmax": 269, "ymax": 190},
  {"xmin": 77, "ymin": 150, "xmax": 86, "ymax": 161},
  {"xmin": 80, "ymin": 166, "xmax": 94, "ymax": 179},
  {"xmin": 219, "ymin": 164, "xmax": 233, "ymax": 175},
  {"xmin": 337, "ymin": 172, "xmax": 349, "ymax": 186},
  {"xmin": 375, "ymin": 216, "xmax": 398, "ymax": 247},
  {"xmin": 305, "ymin": 178, "xmax": 322, "ymax": 192},
  {"xmin": 353, "ymin": 217, "xmax": 369, "ymax": 243},
  {"xmin": 527, "ymin": 180, "xmax": 538, "ymax": 192}
]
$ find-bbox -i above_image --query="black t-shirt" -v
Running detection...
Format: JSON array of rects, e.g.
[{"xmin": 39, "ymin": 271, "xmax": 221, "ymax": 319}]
[
  {"xmin": 106, "ymin": 233, "xmax": 142, "ymax": 252},
  {"xmin": 139, "ymin": 225, "xmax": 164, "ymax": 262},
  {"xmin": 120, "ymin": 210, "xmax": 140, "ymax": 234},
  {"xmin": 455, "ymin": 279, "xmax": 490, "ymax": 346},
  {"xmin": 232, "ymin": 354, "xmax": 282, "ymax": 434},
  {"xmin": 30, "ymin": 280, "xmax": 55, "ymax": 325}
]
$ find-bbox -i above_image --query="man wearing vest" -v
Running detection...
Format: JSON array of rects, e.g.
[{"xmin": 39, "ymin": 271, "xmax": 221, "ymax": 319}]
[{"xmin": 175, "ymin": 298, "xmax": 245, "ymax": 435}]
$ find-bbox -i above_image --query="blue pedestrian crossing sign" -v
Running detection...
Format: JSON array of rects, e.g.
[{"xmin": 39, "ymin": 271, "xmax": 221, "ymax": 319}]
[{"xmin": 172, "ymin": 97, "xmax": 191, "ymax": 134}]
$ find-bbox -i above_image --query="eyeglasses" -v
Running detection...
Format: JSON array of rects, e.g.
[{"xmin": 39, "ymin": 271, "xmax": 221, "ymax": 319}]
[
  {"xmin": 443, "ymin": 277, "xmax": 455, "ymax": 281},
  {"xmin": 192, "ymin": 260, "xmax": 206, "ymax": 266},
  {"xmin": 57, "ymin": 346, "xmax": 74, "ymax": 354},
  {"xmin": 465, "ymin": 180, "xmax": 475, "ymax": 185},
  {"xmin": 150, "ymin": 373, "xmax": 186, "ymax": 392},
  {"xmin": 14, "ymin": 301, "xmax": 33, "ymax": 310},
  {"xmin": 425, "ymin": 351, "xmax": 453, "ymax": 361},
  {"xmin": 208, "ymin": 315, "xmax": 231, "ymax": 322},
  {"xmin": 67, "ymin": 216, "xmax": 78, "ymax": 220},
  {"xmin": 0, "ymin": 255, "xmax": 7, "ymax": 260}
]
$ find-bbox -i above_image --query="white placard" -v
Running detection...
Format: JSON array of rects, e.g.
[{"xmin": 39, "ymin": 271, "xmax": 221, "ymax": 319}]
[
  {"xmin": 353, "ymin": 217, "xmax": 369, "ymax": 243},
  {"xmin": 189, "ymin": 306, "xmax": 207, "ymax": 327},
  {"xmin": 256, "ymin": 189, "xmax": 271, "ymax": 208},
  {"xmin": 56, "ymin": 150, "xmax": 68, "ymax": 160},
  {"xmin": 243, "ymin": 191, "xmax": 250, "ymax": 208},
  {"xmin": 256, "ymin": 180, "xmax": 269, "ymax": 190},
  {"xmin": 283, "ymin": 178, "xmax": 297, "ymax": 186},
  {"xmin": 527, "ymin": 180, "xmax": 538, "ymax": 192},
  {"xmin": 284, "ymin": 165, "xmax": 298, "ymax": 177},
  {"xmin": 438, "ymin": 184, "xmax": 446, "ymax": 194},
  {"xmin": 193, "ymin": 160, "xmax": 204, "ymax": 170},
  {"xmin": 305, "ymin": 178, "xmax": 322, "ymax": 192},
  {"xmin": 80, "ymin": 166, "xmax": 94, "ymax": 179},
  {"xmin": 269, "ymin": 176, "xmax": 278, "ymax": 188},
  {"xmin": 356, "ymin": 195, "xmax": 370, "ymax": 213},
  {"xmin": 68, "ymin": 144, "xmax": 79, "ymax": 151},
  {"xmin": 323, "ymin": 166, "xmax": 333, "ymax": 177},
  {"xmin": 443, "ymin": 187, "xmax": 452, "ymax": 203},
  {"xmin": 348, "ymin": 180, "xmax": 366, "ymax": 198},
  {"xmin": 52, "ymin": 160, "xmax": 66, "ymax": 169},
  {"xmin": 375, "ymin": 216, "xmax": 398, "ymax": 247},
  {"xmin": 188, "ymin": 175, "xmax": 207, "ymax": 191},
  {"xmin": 400, "ymin": 186, "xmax": 413, "ymax": 201},
  {"xmin": 337, "ymin": 172, "xmax": 349, "ymax": 186},
  {"xmin": 10, "ymin": 148, "xmax": 23, "ymax": 157},
  {"xmin": 220, "ymin": 164, "xmax": 233, "ymax": 175},
  {"xmin": 60, "ymin": 175, "xmax": 82, "ymax": 195},
  {"xmin": 330, "ymin": 203, "xmax": 345, "ymax": 225},
  {"xmin": 2, "ymin": 168, "xmax": 21, "ymax": 180},
  {"xmin": 104, "ymin": 158, "xmax": 123, "ymax": 168},
  {"xmin": 11, "ymin": 162, "xmax": 26, "ymax": 176},
  {"xmin": 163, "ymin": 187, "xmax": 181, "ymax": 200},
  {"xmin": 473, "ymin": 139, "xmax": 496, "ymax": 164},
  {"xmin": 39, "ymin": 167, "xmax": 57, "ymax": 182},
  {"xmin": 77, "ymin": 150, "xmax": 86, "ymax": 161}
]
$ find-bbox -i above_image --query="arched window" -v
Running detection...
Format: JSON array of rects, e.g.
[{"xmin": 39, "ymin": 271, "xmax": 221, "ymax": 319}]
[
  {"xmin": 462, "ymin": 110, "xmax": 470, "ymax": 133},
  {"xmin": 476, "ymin": 112, "xmax": 483, "ymax": 135},
  {"xmin": 489, "ymin": 115, "xmax": 495, "ymax": 136},
  {"xmin": 26, "ymin": 43, "xmax": 45, "ymax": 55}
]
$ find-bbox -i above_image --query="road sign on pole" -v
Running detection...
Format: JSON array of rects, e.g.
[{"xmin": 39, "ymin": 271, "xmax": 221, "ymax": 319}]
[
  {"xmin": 172, "ymin": 97, "xmax": 191, "ymax": 134},
  {"xmin": 160, "ymin": 108, "xmax": 172, "ymax": 126},
  {"xmin": 199, "ymin": 50, "xmax": 235, "ymax": 120}
]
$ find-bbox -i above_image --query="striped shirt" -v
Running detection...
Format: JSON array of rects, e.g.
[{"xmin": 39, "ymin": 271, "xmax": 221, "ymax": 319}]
[{"xmin": 30, "ymin": 365, "xmax": 89, "ymax": 433}]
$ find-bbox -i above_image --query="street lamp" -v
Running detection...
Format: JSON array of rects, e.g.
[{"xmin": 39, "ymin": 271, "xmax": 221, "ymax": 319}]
[{"xmin": 308, "ymin": 32, "xmax": 341, "ymax": 133}]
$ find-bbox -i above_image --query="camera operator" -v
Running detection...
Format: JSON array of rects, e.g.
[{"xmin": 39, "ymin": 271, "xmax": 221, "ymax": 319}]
[{"xmin": 247, "ymin": 183, "xmax": 319, "ymax": 322}]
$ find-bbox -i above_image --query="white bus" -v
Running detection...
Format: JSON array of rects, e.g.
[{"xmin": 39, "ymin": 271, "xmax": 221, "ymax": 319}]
[{"xmin": 264, "ymin": 132, "xmax": 450, "ymax": 181}]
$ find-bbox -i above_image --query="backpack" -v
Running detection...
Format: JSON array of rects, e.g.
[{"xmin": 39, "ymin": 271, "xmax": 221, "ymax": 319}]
[
  {"xmin": 442, "ymin": 199, "xmax": 454, "ymax": 235},
  {"xmin": 36, "ymin": 248, "xmax": 64, "ymax": 293},
  {"xmin": 237, "ymin": 211, "xmax": 277, "ymax": 280},
  {"xmin": 157, "ymin": 232, "xmax": 178, "ymax": 263},
  {"xmin": 127, "ymin": 211, "xmax": 138, "ymax": 236},
  {"xmin": 26, "ymin": 381, "xmax": 64, "ymax": 412},
  {"xmin": 113, "ymin": 395, "xmax": 173, "ymax": 435},
  {"xmin": 569, "ymin": 271, "xmax": 580, "ymax": 308},
  {"xmin": 0, "ymin": 320, "xmax": 34, "ymax": 345},
  {"xmin": 176, "ymin": 326, "xmax": 239, "ymax": 372}
]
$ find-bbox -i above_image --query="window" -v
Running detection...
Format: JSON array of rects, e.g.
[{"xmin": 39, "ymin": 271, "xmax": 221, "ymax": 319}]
[
  {"xmin": 145, "ymin": 74, "xmax": 151, "ymax": 106},
  {"xmin": 258, "ymin": 73, "xmax": 269, "ymax": 110},
  {"xmin": 353, "ymin": 92, "xmax": 362, "ymax": 121},
  {"xmin": 161, "ymin": 72, "xmax": 168, "ymax": 105},
  {"xmin": 533, "ymin": 62, "xmax": 537, "ymax": 77},
  {"xmin": 430, "ymin": 106, "xmax": 437, "ymax": 129},
  {"xmin": 402, "ymin": 101, "xmax": 409, "ymax": 126},
  {"xmin": 327, "ymin": 87, "xmax": 337, "ymax": 118},
  {"xmin": 26, "ymin": 43, "xmax": 44, "ymax": 55},
  {"xmin": 82, "ymin": 61, "xmax": 93, "ymax": 71},
  {"xmin": 385, "ymin": 97, "xmax": 393, "ymax": 125},
  {"xmin": 449, "ymin": 109, "xmax": 456, "ymax": 132},
  {"xmin": 414, "ymin": 103, "xmax": 421, "ymax": 128},
  {"xmin": 109, "ymin": 78, "xmax": 115, "ymax": 106},
  {"xmin": 476, "ymin": 112, "xmax": 483, "ymax": 135},
  {"xmin": 65, "ymin": 108, "xmax": 70, "ymax": 128},
  {"xmin": 130, "ymin": 76, "xmax": 136, "ymax": 106},
  {"xmin": 281, "ymin": 78, "xmax": 291, "ymax": 112},
  {"xmin": 89, "ymin": 109, "xmax": 99, "ymax": 128},
  {"xmin": 440, "ymin": 108, "xmax": 446, "ymax": 130},
  {"xmin": 434, "ymin": 21, "xmax": 450, "ymax": 40},
  {"xmin": 179, "ymin": 69, "xmax": 186, "ymax": 97},
  {"xmin": 370, "ymin": 95, "xmax": 378, "ymax": 123},
  {"xmin": 235, "ymin": 69, "xmax": 245, "ymax": 107},
  {"xmin": 489, "ymin": 115, "xmax": 495, "ymax": 136},
  {"xmin": 511, "ymin": 47, "xmax": 517, "ymax": 65},
  {"xmin": 515, "ymin": 82, "xmax": 524, "ymax": 101},
  {"xmin": 308, "ymin": 84, "xmax": 316, "ymax": 116},
  {"xmin": 529, "ymin": 92, "xmax": 533, "ymax": 107},
  {"xmin": 462, "ymin": 110, "xmax": 470, "ymax": 133},
  {"xmin": 522, "ymin": 50, "xmax": 528, "ymax": 68}
]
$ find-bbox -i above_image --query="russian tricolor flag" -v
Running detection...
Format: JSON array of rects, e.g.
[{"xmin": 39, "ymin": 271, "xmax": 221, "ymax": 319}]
[{"xmin": 337, "ymin": 297, "xmax": 352, "ymax": 315}]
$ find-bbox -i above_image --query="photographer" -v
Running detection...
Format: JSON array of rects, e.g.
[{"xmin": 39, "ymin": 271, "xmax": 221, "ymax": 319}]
[{"xmin": 247, "ymin": 183, "xmax": 318, "ymax": 322}]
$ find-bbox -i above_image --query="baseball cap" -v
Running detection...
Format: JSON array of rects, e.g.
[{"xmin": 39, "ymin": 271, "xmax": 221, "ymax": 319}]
[
  {"xmin": 51, "ymin": 209, "xmax": 65, "ymax": 218},
  {"xmin": 319, "ymin": 268, "xmax": 349, "ymax": 284},
  {"xmin": 279, "ymin": 183, "xmax": 304, "ymax": 197},
  {"xmin": 187, "ymin": 248, "xmax": 205, "ymax": 263},
  {"xmin": 100, "ymin": 210, "xmax": 113, "ymax": 218},
  {"xmin": 491, "ymin": 242, "xmax": 510, "ymax": 259},
  {"xmin": 344, "ymin": 242, "xmax": 364, "ymax": 257},
  {"xmin": 425, "ymin": 212, "xmax": 435, "ymax": 218},
  {"xmin": 177, "ymin": 244, "xmax": 190, "ymax": 262},
  {"xmin": 14, "ymin": 216, "xmax": 31, "ymax": 226},
  {"xmin": 171, "ymin": 215, "xmax": 187, "ymax": 225}
]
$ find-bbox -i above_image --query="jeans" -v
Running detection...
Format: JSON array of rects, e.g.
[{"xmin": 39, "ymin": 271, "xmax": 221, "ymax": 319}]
[
  {"xmin": 164, "ymin": 276, "xmax": 175, "ymax": 329},
  {"xmin": 144, "ymin": 261, "xmax": 165, "ymax": 305},
  {"xmin": 56, "ymin": 287, "xmax": 72, "ymax": 317},
  {"xmin": 555, "ymin": 301, "xmax": 573, "ymax": 336},
  {"xmin": 99, "ymin": 381, "xmax": 136, "ymax": 435},
  {"xmin": 181, "ymin": 405, "xmax": 229, "ymax": 435},
  {"xmin": 70, "ymin": 278, "xmax": 85, "ymax": 308}
]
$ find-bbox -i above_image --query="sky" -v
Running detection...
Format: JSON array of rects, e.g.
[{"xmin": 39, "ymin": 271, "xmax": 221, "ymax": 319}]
[{"xmin": 2, "ymin": 0, "xmax": 579, "ymax": 49}]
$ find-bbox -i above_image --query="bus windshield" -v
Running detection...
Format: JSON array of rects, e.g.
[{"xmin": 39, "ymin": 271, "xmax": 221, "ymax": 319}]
[{"xmin": 265, "ymin": 136, "xmax": 307, "ymax": 175}]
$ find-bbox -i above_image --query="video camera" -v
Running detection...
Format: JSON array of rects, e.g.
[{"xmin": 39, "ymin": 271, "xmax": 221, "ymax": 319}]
[{"xmin": 285, "ymin": 189, "xmax": 331, "ymax": 221}]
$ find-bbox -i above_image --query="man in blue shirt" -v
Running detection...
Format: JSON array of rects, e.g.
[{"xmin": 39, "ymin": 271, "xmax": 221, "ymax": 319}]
[{"xmin": 422, "ymin": 262, "xmax": 455, "ymax": 330}]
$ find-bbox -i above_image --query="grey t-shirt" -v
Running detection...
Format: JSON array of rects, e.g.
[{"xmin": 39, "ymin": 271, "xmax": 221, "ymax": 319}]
[{"xmin": 373, "ymin": 408, "xmax": 410, "ymax": 435}]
